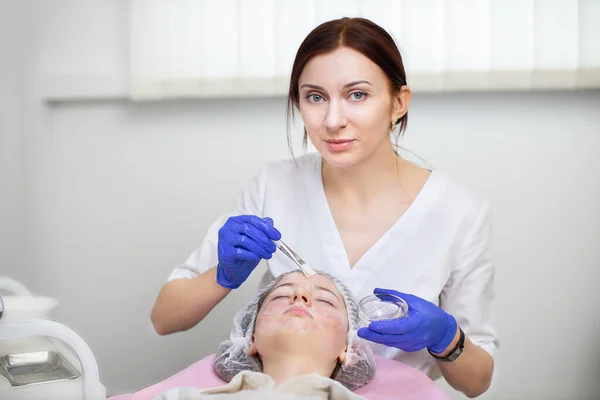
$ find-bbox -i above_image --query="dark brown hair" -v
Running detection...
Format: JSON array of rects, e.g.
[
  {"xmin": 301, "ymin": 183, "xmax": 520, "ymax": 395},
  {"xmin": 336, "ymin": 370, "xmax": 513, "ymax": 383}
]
[{"xmin": 286, "ymin": 17, "xmax": 409, "ymax": 151}]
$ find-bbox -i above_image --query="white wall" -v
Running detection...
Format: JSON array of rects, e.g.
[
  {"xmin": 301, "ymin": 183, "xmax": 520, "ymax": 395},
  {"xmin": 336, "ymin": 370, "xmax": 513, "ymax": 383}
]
[
  {"xmin": 7, "ymin": 1, "xmax": 600, "ymax": 399},
  {"xmin": 0, "ymin": 2, "xmax": 21, "ymax": 279},
  {"xmin": 0, "ymin": 0, "xmax": 30, "ymax": 282}
]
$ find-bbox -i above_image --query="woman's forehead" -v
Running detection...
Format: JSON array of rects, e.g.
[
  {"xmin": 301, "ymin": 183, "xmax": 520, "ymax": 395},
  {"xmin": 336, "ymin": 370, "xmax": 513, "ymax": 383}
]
[{"xmin": 299, "ymin": 46, "xmax": 385, "ymax": 89}]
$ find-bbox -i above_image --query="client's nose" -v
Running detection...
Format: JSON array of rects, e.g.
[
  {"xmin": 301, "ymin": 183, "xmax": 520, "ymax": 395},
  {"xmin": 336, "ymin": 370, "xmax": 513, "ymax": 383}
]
[{"xmin": 291, "ymin": 286, "xmax": 311, "ymax": 305}]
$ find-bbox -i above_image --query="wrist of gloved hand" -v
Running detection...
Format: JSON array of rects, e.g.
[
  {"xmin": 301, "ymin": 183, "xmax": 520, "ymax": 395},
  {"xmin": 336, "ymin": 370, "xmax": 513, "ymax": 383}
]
[
  {"xmin": 427, "ymin": 312, "xmax": 458, "ymax": 355},
  {"xmin": 216, "ymin": 264, "xmax": 243, "ymax": 289}
]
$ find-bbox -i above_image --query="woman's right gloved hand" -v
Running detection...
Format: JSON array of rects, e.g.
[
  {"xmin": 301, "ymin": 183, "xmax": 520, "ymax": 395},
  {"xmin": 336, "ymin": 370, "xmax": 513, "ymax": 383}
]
[{"xmin": 216, "ymin": 215, "xmax": 281, "ymax": 289}]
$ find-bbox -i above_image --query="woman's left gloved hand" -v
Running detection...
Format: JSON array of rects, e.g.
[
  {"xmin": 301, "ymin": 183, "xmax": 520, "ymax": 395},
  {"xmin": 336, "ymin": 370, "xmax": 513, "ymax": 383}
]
[{"xmin": 357, "ymin": 288, "xmax": 458, "ymax": 354}]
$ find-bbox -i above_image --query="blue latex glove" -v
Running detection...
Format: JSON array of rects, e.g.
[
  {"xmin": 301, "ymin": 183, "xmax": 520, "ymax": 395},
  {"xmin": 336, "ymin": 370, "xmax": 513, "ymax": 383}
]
[
  {"xmin": 216, "ymin": 215, "xmax": 281, "ymax": 289},
  {"xmin": 357, "ymin": 288, "xmax": 458, "ymax": 354}
]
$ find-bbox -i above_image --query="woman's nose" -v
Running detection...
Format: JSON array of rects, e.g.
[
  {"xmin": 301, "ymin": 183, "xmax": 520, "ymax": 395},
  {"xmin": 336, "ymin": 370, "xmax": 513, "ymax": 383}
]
[
  {"xmin": 324, "ymin": 101, "xmax": 347, "ymax": 132},
  {"xmin": 291, "ymin": 287, "xmax": 311, "ymax": 305}
]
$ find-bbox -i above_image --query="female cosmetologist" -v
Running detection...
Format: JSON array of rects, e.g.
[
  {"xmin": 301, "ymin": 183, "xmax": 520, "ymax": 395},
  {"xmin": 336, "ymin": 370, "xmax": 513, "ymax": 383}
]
[{"xmin": 151, "ymin": 17, "xmax": 499, "ymax": 398}]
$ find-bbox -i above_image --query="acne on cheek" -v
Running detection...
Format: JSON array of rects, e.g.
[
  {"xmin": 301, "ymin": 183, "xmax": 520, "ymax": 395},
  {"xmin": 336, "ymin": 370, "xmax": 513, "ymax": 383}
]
[
  {"xmin": 257, "ymin": 301, "xmax": 286, "ymax": 318},
  {"xmin": 314, "ymin": 306, "xmax": 347, "ymax": 329},
  {"xmin": 254, "ymin": 312, "xmax": 346, "ymax": 337},
  {"xmin": 256, "ymin": 307, "xmax": 347, "ymax": 333},
  {"xmin": 255, "ymin": 295, "xmax": 348, "ymax": 333},
  {"xmin": 318, "ymin": 314, "xmax": 345, "ymax": 331}
]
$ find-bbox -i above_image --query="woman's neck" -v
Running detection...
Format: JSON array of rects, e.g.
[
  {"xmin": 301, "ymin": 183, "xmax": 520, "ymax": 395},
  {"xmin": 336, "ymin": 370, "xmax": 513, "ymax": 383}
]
[
  {"xmin": 261, "ymin": 354, "xmax": 337, "ymax": 386},
  {"xmin": 321, "ymin": 141, "xmax": 406, "ymax": 204}
]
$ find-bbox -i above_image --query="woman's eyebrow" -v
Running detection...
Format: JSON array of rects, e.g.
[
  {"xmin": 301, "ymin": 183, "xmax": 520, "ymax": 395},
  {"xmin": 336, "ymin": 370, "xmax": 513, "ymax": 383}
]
[
  {"xmin": 300, "ymin": 83, "xmax": 324, "ymax": 91},
  {"xmin": 272, "ymin": 282, "xmax": 342, "ymax": 302},
  {"xmin": 342, "ymin": 80, "xmax": 372, "ymax": 88},
  {"xmin": 300, "ymin": 80, "xmax": 372, "ymax": 91},
  {"xmin": 272, "ymin": 282, "xmax": 293, "ymax": 291},
  {"xmin": 315, "ymin": 285, "xmax": 343, "ymax": 302}
]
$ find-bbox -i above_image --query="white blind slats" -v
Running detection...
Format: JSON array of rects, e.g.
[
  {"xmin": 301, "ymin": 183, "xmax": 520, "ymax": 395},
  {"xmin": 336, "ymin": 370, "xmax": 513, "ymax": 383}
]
[
  {"xmin": 490, "ymin": 0, "xmax": 535, "ymax": 71},
  {"xmin": 534, "ymin": 0, "xmax": 579, "ymax": 70},
  {"xmin": 400, "ymin": 0, "xmax": 445, "ymax": 74},
  {"xmin": 129, "ymin": 0, "xmax": 167, "ymax": 96},
  {"xmin": 442, "ymin": 0, "xmax": 491, "ymax": 90},
  {"xmin": 444, "ymin": 0, "xmax": 491, "ymax": 72},
  {"xmin": 240, "ymin": 0, "xmax": 276, "ymax": 79},
  {"xmin": 358, "ymin": 0, "xmax": 404, "ymax": 49},
  {"xmin": 274, "ymin": 1, "xmax": 316, "ymax": 78},
  {"xmin": 174, "ymin": 0, "xmax": 203, "ymax": 81},
  {"xmin": 579, "ymin": 0, "xmax": 600, "ymax": 86},
  {"xmin": 315, "ymin": 0, "xmax": 359, "ymax": 25},
  {"xmin": 534, "ymin": 0, "xmax": 579, "ymax": 87},
  {"xmin": 488, "ymin": 0, "xmax": 535, "ymax": 89},
  {"xmin": 580, "ymin": 0, "xmax": 600, "ymax": 68},
  {"xmin": 128, "ymin": 0, "xmax": 600, "ymax": 99},
  {"xmin": 199, "ymin": 0, "xmax": 238, "ymax": 79}
]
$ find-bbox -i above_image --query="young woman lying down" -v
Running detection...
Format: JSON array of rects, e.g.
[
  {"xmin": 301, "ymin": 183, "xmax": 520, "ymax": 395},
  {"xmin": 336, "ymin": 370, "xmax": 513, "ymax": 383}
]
[{"xmin": 153, "ymin": 270, "xmax": 376, "ymax": 399}]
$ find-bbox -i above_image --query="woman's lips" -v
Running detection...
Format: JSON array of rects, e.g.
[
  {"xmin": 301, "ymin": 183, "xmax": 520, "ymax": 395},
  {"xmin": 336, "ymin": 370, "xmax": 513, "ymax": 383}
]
[
  {"xmin": 284, "ymin": 306, "xmax": 313, "ymax": 318},
  {"xmin": 324, "ymin": 138, "xmax": 355, "ymax": 152}
]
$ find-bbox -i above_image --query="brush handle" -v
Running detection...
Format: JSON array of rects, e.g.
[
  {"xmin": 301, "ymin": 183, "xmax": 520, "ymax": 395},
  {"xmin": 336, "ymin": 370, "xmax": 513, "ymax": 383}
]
[
  {"xmin": 274, "ymin": 240, "xmax": 305, "ymax": 268},
  {"xmin": 232, "ymin": 207, "xmax": 313, "ymax": 274}
]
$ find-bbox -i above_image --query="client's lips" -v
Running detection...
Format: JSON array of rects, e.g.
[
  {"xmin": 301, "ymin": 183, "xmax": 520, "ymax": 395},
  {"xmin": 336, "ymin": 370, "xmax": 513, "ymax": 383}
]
[{"xmin": 284, "ymin": 305, "xmax": 313, "ymax": 318}]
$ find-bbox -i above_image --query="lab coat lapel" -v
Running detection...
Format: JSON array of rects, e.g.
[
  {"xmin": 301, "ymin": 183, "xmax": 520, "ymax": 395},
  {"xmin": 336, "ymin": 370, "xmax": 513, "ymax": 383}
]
[
  {"xmin": 303, "ymin": 154, "xmax": 351, "ymax": 279},
  {"xmin": 349, "ymin": 171, "xmax": 447, "ymax": 295},
  {"xmin": 304, "ymin": 154, "xmax": 445, "ymax": 295}
]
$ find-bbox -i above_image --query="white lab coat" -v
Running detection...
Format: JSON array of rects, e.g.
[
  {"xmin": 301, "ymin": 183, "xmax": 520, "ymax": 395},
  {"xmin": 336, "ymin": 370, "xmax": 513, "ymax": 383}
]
[{"xmin": 167, "ymin": 152, "xmax": 499, "ymax": 377}]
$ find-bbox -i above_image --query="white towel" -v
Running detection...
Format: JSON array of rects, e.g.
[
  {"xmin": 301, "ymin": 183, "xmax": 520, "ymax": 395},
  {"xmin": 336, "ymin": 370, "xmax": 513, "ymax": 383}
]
[{"xmin": 153, "ymin": 371, "xmax": 365, "ymax": 400}]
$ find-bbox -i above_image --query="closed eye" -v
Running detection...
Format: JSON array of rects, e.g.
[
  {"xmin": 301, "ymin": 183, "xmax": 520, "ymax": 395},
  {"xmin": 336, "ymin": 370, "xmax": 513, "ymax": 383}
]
[{"xmin": 318, "ymin": 299, "xmax": 335, "ymax": 306}]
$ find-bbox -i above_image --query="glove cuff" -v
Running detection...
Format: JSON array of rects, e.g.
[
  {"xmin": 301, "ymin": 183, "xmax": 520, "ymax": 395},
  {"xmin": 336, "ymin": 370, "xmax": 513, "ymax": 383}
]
[
  {"xmin": 216, "ymin": 265, "xmax": 241, "ymax": 289},
  {"xmin": 427, "ymin": 313, "xmax": 458, "ymax": 354}
]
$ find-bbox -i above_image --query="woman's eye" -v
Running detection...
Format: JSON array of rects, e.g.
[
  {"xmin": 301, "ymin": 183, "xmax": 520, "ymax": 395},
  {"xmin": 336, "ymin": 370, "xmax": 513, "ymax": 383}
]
[
  {"xmin": 318, "ymin": 299, "xmax": 334, "ymax": 306},
  {"xmin": 307, "ymin": 94, "xmax": 323, "ymax": 103},
  {"xmin": 350, "ymin": 91, "xmax": 367, "ymax": 101},
  {"xmin": 272, "ymin": 295, "xmax": 289, "ymax": 300}
]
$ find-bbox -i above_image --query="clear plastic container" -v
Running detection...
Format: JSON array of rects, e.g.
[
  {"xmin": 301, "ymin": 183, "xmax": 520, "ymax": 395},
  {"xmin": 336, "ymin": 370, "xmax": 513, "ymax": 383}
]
[{"xmin": 358, "ymin": 293, "xmax": 409, "ymax": 326}]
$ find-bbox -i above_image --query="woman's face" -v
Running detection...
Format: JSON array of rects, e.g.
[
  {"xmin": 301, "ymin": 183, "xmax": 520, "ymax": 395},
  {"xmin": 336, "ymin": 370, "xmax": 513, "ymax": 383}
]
[
  {"xmin": 298, "ymin": 46, "xmax": 408, "ymax": 168},
  {"xmin": 251, "ymin": 272, "xmax": 349, "ymax": 363}
]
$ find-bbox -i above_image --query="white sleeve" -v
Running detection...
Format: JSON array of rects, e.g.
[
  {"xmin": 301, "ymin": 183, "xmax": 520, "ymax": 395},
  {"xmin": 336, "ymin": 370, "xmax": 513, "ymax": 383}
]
[
  {"xmin": 166, "ymin": 165, "xmax": 269, "ymax": 282},
  {"xmin": 440, "ymin": 201, "xmax": 499, "ymax": 358}
]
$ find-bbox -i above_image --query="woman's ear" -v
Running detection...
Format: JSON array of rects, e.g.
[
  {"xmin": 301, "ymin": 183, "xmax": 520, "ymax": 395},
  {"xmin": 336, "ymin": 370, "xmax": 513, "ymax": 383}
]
[
  {"xmin": 338, "ymin": 350, "xmax": 347, "ymax": 365},
  {"xmin": 338, "ymin": 341, "xmax": 350, "ymax": 365},
  {"xmin": 248, "ymin": 343, "xmax": 258, "ymax": 356},
  {"xmin": 391, "ymin": 85, "xmax": 412, "ymax": 124},
  {"xmin": 248, "ymin": 335, "xmax": 258, "ymax": 356}
]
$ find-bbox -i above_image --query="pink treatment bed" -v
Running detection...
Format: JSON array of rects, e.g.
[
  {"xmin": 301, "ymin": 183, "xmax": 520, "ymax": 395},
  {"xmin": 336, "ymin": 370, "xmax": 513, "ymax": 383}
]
[{"xmin": 108, "ymin": 353, "xmax": 450, "ymax": 399}]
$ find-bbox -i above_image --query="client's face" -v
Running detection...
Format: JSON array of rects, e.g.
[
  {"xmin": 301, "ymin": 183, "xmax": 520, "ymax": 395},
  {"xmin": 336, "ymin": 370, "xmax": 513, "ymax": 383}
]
[{"xmin": 250, "ymin": 272, "xmax": 349, "ymax": 363}]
